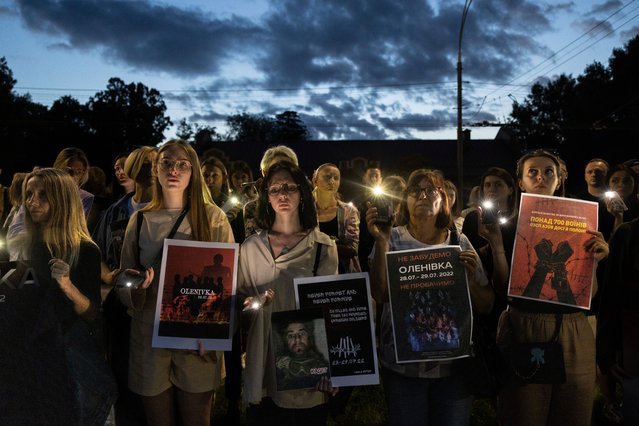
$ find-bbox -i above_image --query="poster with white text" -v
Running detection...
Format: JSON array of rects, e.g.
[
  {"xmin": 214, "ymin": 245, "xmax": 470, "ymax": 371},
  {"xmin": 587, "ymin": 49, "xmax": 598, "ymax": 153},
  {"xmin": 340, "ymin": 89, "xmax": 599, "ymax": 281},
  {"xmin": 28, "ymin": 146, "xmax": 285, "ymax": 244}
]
[
  {"xmin": 152, "ymin": 239, "xmax": 239, "ymax": 350},
  {"xmin": 386, "ymin": 246, "xmax": 472, "ymax": 363},
  {"xmin": 294, "ymin": 273, "xmax": 379, "ymax": 387}
]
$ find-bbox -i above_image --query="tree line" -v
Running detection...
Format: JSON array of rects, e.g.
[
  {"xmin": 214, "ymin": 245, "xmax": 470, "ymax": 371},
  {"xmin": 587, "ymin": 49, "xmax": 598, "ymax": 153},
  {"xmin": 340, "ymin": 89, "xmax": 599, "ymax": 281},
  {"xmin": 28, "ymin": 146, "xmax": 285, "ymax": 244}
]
[{"xmin": 1, "ymin": 33, "xmax": 637, "ymax": 185}]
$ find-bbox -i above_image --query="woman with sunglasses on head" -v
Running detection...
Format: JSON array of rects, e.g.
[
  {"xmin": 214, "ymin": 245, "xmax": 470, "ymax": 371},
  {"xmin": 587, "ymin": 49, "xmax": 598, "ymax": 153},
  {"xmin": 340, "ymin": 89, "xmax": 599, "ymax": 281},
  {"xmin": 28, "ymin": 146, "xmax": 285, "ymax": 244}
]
[
  {"xmin": 367, "ymin": 169, "xmax": 493, "ymax": 426},
  {"xmin": 116, "ymin": 140, "xmax": 233, "ymax": 426},
  {"xmin": 496, "ymin": 150, "xmax": 609, "ymax": 426},
  {"xmin": 3, "ymin": 168, "xmax": 115, "ymax": 425},
  {"xmin": 239, "ymin": 161, "xmax": 338, "ymax": 426}
]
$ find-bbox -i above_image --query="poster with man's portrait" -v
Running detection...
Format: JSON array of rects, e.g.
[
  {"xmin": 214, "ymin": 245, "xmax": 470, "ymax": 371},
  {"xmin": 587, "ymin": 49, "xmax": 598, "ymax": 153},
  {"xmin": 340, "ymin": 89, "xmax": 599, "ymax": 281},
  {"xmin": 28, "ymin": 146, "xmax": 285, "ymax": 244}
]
[
  {"xmin": 152, "ymin": 239, "xmax": 239, "ymax": 350},
  {"xmin": 271, "ymin": 308, "xmax": 330, "ymax": 391}
]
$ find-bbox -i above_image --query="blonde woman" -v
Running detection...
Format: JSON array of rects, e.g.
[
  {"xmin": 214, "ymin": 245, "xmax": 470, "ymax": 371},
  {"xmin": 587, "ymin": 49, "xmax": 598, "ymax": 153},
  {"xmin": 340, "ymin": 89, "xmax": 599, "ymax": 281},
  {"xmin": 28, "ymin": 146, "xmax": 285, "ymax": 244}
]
[
  {"xmin": 7, "ymin": 167, "xmax": 114, "ymax": 424},
  {"xmin": 117, "ymin": 140, "xmax": 233, "ymax": 426}
]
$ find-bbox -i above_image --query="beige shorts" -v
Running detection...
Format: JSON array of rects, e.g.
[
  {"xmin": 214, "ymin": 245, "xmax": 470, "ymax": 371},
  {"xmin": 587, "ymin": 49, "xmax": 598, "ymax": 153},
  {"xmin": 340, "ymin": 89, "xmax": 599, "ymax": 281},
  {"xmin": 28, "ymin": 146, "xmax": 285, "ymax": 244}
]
[{"xmin": 128, "ymin": 318, "xmax": 222, "ymax": 397}]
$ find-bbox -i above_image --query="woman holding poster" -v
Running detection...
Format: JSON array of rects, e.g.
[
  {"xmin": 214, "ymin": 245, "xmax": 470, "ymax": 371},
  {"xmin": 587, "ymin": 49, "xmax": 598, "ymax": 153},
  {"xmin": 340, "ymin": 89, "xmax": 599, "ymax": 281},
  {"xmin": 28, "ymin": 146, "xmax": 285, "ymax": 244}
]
[
  {"xmin": 496, "ymin": 150, "xmax": 609, "ymax": 426},
  {"xmin": 367, "ymin": 168, "xmax": 493, "ymax": 426},
  {"xmin": 116, "ymin": 140, "xmax": 233, "ymax": 426},
  {"xmin": 238, "ymin": 161, "xmax": 339, "ymax": 425}
]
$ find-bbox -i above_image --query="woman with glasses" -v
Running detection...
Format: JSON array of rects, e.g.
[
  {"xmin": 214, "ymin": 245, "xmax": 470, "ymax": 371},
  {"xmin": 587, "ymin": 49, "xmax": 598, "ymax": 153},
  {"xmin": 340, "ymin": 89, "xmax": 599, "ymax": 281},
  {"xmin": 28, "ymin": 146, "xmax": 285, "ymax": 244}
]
[
  {"xmin": 367, "ymin": 168, "xmax": 493, "ymax": 426},
  {"xmin": 496, "ymin": 150, "xmax": 609, "ymax": 426},
  {"xmin": 312, "ymin": 163, "xmax": 360, "ymax": 274},
  {"xmin": 116, "ymin": 140, "xmax": 233, "ymax": 426},
  {"xmin": 239, "ymin": 161, "xmax": 338, "ymax": 425}
]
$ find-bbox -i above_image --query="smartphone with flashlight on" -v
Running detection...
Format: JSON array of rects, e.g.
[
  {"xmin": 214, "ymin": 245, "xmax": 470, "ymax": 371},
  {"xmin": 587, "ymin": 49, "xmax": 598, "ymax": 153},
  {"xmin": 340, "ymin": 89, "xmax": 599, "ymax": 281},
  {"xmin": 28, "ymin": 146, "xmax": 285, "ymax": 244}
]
[
  {"xmin": 605, "ymin": 191, "xmax": 628, "ymax": 213},
  {"xmin": 480, "ymin": 200, "xmax": 498, "ymax": 225},
  {"xmin": 372, "ymin": 193, "xmax": 393, "ymax": 225}
]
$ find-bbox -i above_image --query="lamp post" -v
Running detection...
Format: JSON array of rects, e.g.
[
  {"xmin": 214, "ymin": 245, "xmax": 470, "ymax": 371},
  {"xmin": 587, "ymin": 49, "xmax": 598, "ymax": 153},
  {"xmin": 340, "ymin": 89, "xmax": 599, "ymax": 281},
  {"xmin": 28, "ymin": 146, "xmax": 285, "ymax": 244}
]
[{"xmin": 457, "ymin": 0, "xmax": 473, "ymax": 200}]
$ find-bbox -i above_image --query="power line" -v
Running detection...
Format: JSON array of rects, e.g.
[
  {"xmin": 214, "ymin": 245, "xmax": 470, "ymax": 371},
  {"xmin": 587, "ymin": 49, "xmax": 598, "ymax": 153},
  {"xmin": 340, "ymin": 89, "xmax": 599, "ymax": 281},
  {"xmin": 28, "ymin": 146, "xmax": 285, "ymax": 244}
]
[{"xmin": 481, "ymin": 0, "xmax": 639, "ymax": 103}]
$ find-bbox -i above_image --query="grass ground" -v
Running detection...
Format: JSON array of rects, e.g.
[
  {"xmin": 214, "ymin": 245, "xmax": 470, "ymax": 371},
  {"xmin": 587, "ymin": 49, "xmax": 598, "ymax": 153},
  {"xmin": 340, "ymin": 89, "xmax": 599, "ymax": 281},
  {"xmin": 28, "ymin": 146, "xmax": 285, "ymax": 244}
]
[{"xmin": 211, "ymin": 383, "xmax": 620, "ymax": 425}]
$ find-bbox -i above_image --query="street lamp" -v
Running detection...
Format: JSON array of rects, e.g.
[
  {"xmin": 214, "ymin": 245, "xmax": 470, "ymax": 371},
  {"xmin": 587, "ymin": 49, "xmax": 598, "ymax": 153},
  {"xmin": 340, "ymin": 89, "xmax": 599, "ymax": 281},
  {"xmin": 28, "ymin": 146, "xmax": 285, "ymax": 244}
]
[{"xmin": 457, "ymin": 0, "xmax": 473, "ymax": 200}]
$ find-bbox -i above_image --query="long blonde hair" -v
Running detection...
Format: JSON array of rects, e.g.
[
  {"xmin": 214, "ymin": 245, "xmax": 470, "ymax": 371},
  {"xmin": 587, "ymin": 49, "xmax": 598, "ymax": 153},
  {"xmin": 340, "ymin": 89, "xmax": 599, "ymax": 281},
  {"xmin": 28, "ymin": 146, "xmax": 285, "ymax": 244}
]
[
  {"xmin": 22, "ymin": 168, "xmax": 93, "ymax": 266},
  {"xmin": 143, "ymin": 139, "xmax": 216, "ymax": 242}
]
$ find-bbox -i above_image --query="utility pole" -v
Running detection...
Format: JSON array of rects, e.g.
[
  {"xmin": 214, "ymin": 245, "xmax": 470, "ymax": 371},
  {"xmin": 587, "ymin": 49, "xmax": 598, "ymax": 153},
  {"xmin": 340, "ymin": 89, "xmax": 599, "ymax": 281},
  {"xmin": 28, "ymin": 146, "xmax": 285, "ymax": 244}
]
[{"xmin": 457, "ymin": 0, "xmax": 473, "ymax": 199}]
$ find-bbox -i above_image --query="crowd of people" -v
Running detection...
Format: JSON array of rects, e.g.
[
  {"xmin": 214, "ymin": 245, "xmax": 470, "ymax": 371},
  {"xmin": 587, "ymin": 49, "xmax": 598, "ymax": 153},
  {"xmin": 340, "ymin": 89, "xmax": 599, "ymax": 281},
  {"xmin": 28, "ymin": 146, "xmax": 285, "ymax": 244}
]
[{"xmin": 0, "ymin": 141, "xmax": 638, "ymax": 426}]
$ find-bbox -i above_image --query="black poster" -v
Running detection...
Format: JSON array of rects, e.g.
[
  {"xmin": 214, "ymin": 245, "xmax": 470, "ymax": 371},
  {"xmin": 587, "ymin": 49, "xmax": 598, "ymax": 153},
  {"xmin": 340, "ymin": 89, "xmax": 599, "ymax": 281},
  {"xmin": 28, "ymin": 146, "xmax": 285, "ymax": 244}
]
[
  {"xmin": 295, "ymin": 273, "xmax": 379, "ymax": 387},
  {"xmin": 386, "ymin": 246, "xmax": 472, "ymax": 363}
]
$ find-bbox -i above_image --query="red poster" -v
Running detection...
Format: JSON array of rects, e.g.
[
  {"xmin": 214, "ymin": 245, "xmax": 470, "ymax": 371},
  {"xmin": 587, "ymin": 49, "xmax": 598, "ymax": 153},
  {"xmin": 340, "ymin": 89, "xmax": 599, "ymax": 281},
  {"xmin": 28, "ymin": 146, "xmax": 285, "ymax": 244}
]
[{"xmin": 508, "ymin": 194, "xmax": 598, "ymax": 309}]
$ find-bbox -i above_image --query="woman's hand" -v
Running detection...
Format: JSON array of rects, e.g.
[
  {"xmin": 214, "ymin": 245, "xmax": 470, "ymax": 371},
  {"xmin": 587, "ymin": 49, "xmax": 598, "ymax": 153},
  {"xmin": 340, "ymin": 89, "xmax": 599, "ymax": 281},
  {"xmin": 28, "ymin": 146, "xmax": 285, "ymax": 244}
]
[
  {"xmin": 242, "ymin": 289, "xmax": 275, "ymax": 311},
  {"xmin": 584, "ymin": 230, "xmax": 609, "ymax": 262},
  {"xmin": 49, "ymin": 258, "xmax": 72, "ymax": 288},
  {"xmin": 459, "ymin": 250, "xmax": 483, "ymax": 282},
  {"xmin": 365, "ymin": 202, "xmax": 391, "ymax": 244},
  {"xmin": 316, "ymin": 376, "xmax": 339, "ymax": 396},
  {"xmin": 138, "ymin": 266, "xmax": 155, "ymax": 289}
]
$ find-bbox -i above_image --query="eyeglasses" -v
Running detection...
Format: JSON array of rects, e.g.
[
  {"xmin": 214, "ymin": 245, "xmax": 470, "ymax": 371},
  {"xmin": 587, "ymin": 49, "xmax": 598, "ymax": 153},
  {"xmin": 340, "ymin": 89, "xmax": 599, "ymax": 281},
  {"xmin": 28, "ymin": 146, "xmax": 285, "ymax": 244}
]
[
  {"xmin": 158, "ymin": 158, "xmax": 192, "ymax": 172},
  {"xmin": 286, "ymin": 330, "xmax": 309, "ymax": 341},
  {"xmin": 407, "ymin": 185, "xmax": 441, "ymax": 199},
  {"xmin": 267, "ymin": 183, "xmax": 300, "ymax": 196},
  {"xmin": 66, "ymin": 167, "xmax": 86, "ymax": 177}
]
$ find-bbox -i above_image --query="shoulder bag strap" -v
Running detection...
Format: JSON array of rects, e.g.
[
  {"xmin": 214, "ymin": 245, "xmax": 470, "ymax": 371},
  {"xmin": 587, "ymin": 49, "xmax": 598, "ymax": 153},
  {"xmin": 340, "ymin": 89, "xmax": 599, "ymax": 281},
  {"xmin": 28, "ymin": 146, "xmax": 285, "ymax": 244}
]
[
  {"xmin": 138, "ymin": 206, "xmax": 190, "ymax": 268},
  {"xmin": 313, "ymin": 243, "xmax": 322, "ymax": 276}
]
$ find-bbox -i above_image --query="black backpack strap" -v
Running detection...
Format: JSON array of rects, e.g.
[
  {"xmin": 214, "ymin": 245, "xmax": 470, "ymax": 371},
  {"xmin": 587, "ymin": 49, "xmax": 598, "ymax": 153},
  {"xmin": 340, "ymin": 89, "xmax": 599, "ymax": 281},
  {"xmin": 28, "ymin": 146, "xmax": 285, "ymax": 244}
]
[
  {"xmin": 312, "ymin": 243, "xmax": 322, "ymax": 276},
  {"xmin": 449, "ymin": 227, "xmax": 460, "ymax": 246}
]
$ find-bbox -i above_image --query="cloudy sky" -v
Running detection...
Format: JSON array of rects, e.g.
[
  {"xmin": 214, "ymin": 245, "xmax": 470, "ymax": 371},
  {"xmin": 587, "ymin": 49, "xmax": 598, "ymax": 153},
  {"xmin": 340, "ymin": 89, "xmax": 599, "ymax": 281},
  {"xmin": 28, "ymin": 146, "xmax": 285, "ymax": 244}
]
[{"xmin": 1, "ymin": 0, "xmax": 638, "ymax": 140}]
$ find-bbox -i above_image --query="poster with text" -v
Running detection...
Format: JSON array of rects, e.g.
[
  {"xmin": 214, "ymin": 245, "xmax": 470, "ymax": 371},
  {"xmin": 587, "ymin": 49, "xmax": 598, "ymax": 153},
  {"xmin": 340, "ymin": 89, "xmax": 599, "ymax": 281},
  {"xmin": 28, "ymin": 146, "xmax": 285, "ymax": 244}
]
[
  {"xmin": 294, "ymin": 273, "xmax": 379, "ymax": 387},
  {"xmin": 386, "ymin": 246, "xmax": 472, "ymax": 363},
  {"xmin": 508, "ymin": 193, "xmax": 598, "ymax": 309},
  {"xmin": 271, "ymin": 308, "xmax": 330, "ymax": 391},
  {"xmin": 152, "ymin": 239, "xmax": 239, "ymax": 350}
]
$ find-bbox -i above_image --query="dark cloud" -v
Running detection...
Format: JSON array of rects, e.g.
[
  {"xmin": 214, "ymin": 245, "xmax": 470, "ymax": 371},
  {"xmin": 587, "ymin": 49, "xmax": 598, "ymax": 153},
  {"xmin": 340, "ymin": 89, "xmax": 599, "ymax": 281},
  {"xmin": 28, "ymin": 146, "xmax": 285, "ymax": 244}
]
[
  {"xmin": 13, "ymin": 0, "xmax": 561, "ymax": 138},
  {"xmin": 15, "ymin": 0, "xmax": 263, "ymax": 76},
  {"xmin": 588, "ymin": 0, "xmax": 624, "ymax": 15}
]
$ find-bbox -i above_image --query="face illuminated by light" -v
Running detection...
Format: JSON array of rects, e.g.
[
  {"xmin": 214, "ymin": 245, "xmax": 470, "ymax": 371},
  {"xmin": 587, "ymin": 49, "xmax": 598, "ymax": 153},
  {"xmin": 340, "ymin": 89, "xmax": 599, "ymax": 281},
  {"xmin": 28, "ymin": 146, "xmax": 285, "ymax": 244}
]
[
  {"xmin": 584, "ymin": 160, "xmax": 608, "ymax": 188},
  {"xmin": 202, "ymin": 164, "xmax": 224, "ymax": 197},
  {"xmin": 267, "ymin": 170, "xmax": 300, "ymax": 216},
  {"xmin": 609, "ymin": 170, "xmax": 635, "ymax": 200},
  {"xmin": 157, "ymin": 145, "xmax": 192, "ymax": 194},
  {"xmin": 519, "ymin": 157, "xmax": 560, "ymax": 196},
  {"xmin": 407, "ymin": 177, "xmax": 443, "ymax": 220},
  {"xmin": 314, "ymin": 165, "xmax": 340, "ymax": 194},
  {"xmin": 482, "ymin": 176, "xmax": 513, "ymax": 206},
  {"xmin": 25, "ymin": 177, "xmax": 51, "ymax": 225},
  {"xmin": 363, "ymin": 168, "xmax": 382, "ymax": 187}
]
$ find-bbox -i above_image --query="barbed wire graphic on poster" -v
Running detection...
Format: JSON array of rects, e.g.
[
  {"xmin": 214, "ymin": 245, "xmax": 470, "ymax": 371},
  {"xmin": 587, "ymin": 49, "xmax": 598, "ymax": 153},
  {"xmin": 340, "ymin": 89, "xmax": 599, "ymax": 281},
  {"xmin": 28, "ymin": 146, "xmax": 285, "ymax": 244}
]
[
  {"xmin": 508, "ymin": 193, "xmax": 598, "ymax": 309},
  {"xmin": 294, "ymin": 273, "xmax": 379, "ymax": 387}
]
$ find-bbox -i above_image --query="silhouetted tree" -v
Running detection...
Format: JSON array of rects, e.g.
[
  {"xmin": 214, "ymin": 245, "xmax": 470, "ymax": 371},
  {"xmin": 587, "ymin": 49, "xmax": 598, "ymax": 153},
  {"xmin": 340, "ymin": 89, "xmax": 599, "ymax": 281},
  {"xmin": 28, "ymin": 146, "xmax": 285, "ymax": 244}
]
[
  {"xmin": 508, "ymin": 34, "xmax": 639, "ymax": 176},
  {"xmin": 274, "ymin": 111, "xmax": 309, "ymax": 142},
  {"xmin": 225, "ymin": 111, "xmax": 308, "ymax": 143},
  {"xmin": 87, "ymin": 78, "xmax": 171, "ymax": 154}
]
